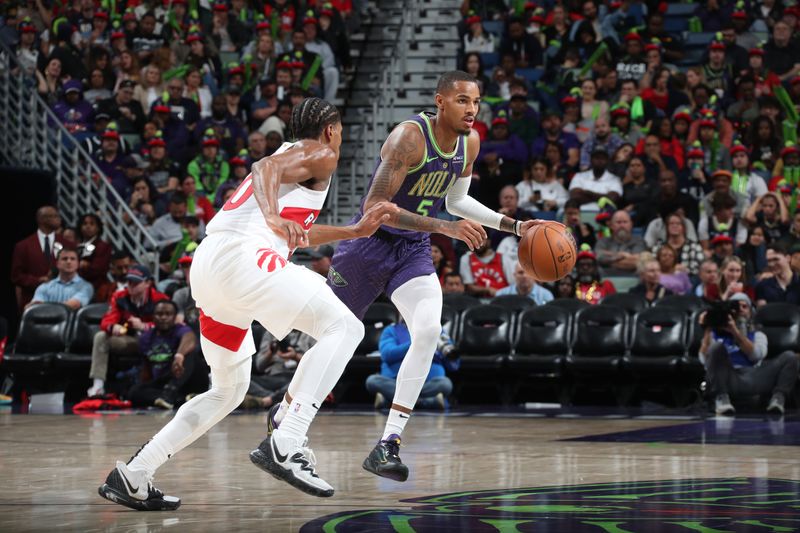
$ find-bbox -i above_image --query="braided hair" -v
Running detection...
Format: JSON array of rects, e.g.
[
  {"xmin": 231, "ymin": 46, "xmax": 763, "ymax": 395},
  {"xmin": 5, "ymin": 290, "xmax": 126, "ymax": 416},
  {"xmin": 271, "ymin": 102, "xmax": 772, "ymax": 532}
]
[{"xmin": 290, "ymin": 97, "xmax": 340, "ymax": 141}]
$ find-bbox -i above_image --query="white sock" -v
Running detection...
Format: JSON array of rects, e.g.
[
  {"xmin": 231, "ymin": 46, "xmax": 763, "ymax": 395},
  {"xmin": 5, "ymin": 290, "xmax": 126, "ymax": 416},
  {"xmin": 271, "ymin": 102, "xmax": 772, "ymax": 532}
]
[
  {"xmin": 274, "ymin": 392, "xmax": 317, "ymax": 442},
  {"xmin": 93, "ymin": 378, "xmax": 104, "ymax": 390},
  {"xmin": 275, "ymin": 397, "xmax": 290, "ymax": 425},
  {"xmin": 383, "ymin": 408, "xmax": 411, "ymax": 440}
]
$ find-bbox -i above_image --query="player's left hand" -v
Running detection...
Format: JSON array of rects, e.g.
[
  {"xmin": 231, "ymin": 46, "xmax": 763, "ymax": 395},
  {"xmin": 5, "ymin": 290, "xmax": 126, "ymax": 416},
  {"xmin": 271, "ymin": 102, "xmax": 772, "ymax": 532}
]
[
  {"xmin": 517, "ymin": 219, "xmax": 547, "ymax": 235},
  {"xmin": 354, "ymin": 201, "xmax": 398, "ymax": 237}
]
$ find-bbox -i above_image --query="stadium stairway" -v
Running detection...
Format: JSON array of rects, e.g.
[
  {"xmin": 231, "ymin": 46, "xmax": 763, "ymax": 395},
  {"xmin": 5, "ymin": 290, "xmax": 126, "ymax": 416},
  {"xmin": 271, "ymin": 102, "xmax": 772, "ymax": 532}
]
[{"xmin": 333, "ymin": 0, "xmax": 461, "ymax": 225}]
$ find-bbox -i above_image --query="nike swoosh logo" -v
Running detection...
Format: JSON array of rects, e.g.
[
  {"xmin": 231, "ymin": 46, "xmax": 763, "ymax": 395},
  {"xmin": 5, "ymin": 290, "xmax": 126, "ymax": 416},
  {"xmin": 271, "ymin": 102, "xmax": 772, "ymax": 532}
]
[
  {"xmin": 272, "ymin": 437, "xmax": 289, "ymax": 463},
  {"xmin": 426, "ymin": 155, "xmax": 437, "ymax": 163},
  {"xmin": 312, "ymin": 403, "xmax": 319, "ymax": 409},
  {"xmin": 120, "ymin": 469, "xmax": 140, "ymax": 496},
  {"xmin": 399, "ymin": 413, "xmax": 409, "ymax": 419}
]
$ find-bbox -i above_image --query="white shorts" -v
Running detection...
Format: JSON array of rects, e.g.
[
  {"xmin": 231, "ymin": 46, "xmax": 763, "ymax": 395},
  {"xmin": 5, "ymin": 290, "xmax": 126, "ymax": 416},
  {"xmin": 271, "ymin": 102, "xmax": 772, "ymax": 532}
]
[{"xmin": 191, "ymin": 232, "xmax": 328, "ymax": 367}]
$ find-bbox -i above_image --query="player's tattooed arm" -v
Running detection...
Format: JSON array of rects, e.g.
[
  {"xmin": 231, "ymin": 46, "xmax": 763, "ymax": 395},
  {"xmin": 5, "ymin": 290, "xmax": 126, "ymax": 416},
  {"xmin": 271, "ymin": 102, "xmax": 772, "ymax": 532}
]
[{"xmin": 363, "ymin": 124, "xmax": 449, "ymax": 234}]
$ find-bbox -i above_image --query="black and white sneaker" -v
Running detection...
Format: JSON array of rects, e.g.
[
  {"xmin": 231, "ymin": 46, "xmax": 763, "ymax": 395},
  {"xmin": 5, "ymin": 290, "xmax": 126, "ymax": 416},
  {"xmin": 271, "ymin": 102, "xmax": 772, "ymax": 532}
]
[
  {"xmin": 266, "ymin": 403, "xmax": 281, "ymax": 437},
  {"xmin": 362, "ymin": 434, "xmax": 409, "ymax": 482},
  {"xmin": 249, "ymin": 431, "xmax": 334, "ymax": 497},
  {"xmin": 98, "ymin": 461, "xmax": 181, "ymax": 511}
]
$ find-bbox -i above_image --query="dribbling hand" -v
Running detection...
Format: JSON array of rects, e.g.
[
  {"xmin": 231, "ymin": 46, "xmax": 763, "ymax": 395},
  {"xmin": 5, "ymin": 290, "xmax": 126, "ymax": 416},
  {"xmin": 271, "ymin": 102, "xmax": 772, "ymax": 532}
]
[
  {"xmin": 354, "ymin": 201, "xmax": 398, "ymax": 237},
  {"xmin": 266, "ymin": 214, "xmax": 309, "ymax": 250},
  {"xmin": 517, "ymin": 219, "xmax": 547, "ymax": 235},
  {"xmin": 446, "ymin": 219, "xmax": 487, "ymax": 251}
]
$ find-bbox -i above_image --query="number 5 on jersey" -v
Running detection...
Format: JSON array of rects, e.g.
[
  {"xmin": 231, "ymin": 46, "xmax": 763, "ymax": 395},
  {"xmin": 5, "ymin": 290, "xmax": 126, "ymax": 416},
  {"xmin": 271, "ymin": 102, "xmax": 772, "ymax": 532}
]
[{"xmin": 416, "ymin": 199, "xmax": 434, "ymax": 217}]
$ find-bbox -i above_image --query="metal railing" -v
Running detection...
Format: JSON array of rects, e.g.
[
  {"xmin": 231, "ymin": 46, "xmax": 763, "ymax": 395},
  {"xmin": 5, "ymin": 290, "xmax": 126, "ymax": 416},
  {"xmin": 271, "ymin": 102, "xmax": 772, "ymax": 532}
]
[{"xmin": 0, "ymin": 42, "xmax": 161, "ymax": 278}]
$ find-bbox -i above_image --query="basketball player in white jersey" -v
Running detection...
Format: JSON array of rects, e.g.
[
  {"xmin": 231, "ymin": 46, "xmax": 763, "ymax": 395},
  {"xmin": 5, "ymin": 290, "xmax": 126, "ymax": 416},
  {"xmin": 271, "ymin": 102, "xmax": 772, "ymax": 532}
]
[{"xmin": 98, "ymin": 98, "xmax": 397, "ymax": 509}]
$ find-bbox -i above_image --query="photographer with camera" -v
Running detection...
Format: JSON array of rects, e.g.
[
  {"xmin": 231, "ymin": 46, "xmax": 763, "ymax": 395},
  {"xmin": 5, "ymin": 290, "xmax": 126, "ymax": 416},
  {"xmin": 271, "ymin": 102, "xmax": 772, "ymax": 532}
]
[
  {"xmin": 699, "ymin": 292, "xmax": 798, "ymax": 416},
  {"xmin": 366, "ymin": 319, "xmax": 458, "ymax": 411},
  {"xmin": 241, "ymin": 330, "xmax": 315, "ymax": 410}
]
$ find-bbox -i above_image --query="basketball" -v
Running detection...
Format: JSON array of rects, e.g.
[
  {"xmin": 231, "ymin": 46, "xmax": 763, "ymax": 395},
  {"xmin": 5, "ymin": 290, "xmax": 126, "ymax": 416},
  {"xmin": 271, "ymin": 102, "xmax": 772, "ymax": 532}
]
[{"xmin": 518, "ymin": 221, "xmax": 577, "ymax": 282}]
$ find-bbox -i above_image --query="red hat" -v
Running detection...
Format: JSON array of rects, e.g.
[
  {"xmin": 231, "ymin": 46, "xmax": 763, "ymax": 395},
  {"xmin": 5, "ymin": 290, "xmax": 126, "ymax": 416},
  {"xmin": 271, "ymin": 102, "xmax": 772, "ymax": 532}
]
[
  {"xmin": 673, "ymin": 110, "xmax": 691, "ymax": 122},
  {"xmin": 561, "ymin": 95, "xmax": 578, "ymax": 106},
  {"xmin": 177, "ymin": 254, "xmax": 193, "ymax": 265},
  {"xmin": 687, "ymin": 146, "xmax": 704, "ymax": 159},
  {"xmin": 644, "ymin": 41, "xmax": 661, "ymax": 52},
  {"xmin": 202, "ymin": 137, "xmax": 220, "ymax": 147},
  {"xmin": 111, "ymin": 29, "xmax": 125, "ymax": 40},
  {"xmin": 256, "ymin": 20, "xmax": 271, "ymax": 31},
  {"xmin": 781, "ymin": 144, "xmax": 800, "ymax": 158},
  {"xmin": 186, "ymin": 33, "xmax": 202, "ymax": 44},
  {"xmin": 227, "ymin": 64, "xmax": 245, "ymax": 76},
  {"xmin": 18, "ymin": 19, "xmax": 36, "ymax": 33},
  {"xmin": 711, "ymin": 235, "xmax": 733, "ymax": 246},
  {"xmin": 624, "ymin": 31, "xmax": 642, "ymax": 42},
  {"xmin": 730, "ymin": 144, "xmax": 748, "ymax": 156},
  {"xmin": 595, "ymin": 211, "xmax": 612, "ymax": 224},
  {"xmin": 320, "ymin": 7, "xmax": 335, "ymax": 17},
  {"xmin": 101, "ymin": 129, "xmax": 120, "ymax": 141},
  {"xmin": 711, "ymin": 170, "xmax": 733, "ymax": 182},
  {"xmin": 212, "ymin": 2, "xmax": 228, "ymax": 12},
  {"xmin": 148, "ymin": 136, "xmax": 166, "ymax": 147},
  {"xmin": 576, "ymin": 249, "xmax": 597, "ymax": 261},
  {"xmin": 698, "ymin": 116, "xmax": 716, "ymax": 129},
  {"xmin": 732, "ymin": 10, "xmax": 747, "ymax": 19},
  {"xmin": 122, "ymin": 10, "xmax": 137, "ymax": 21},
  {"xmin": 276, "ymin": 56, "xmax": 293, "ymax": 70},
  {"xmin": 611, "ymin": 106, "xmax": 630, "ymax": 117},
  {"xmin": 230, "ymin": 155, "xmax": 248, "ymax": 166},
  {"xmin": 94, "ymin": 10, "xmax": 109, "ymax": 20},
  {"xmin": 709, "ymin": 40, "xmax": 726, "ymax": 51},
  {"xmin": 153, "ymin": 103, "xmax": 171, "ymax": 114},
  {"xmin": 749, "ymin": 47, "xmax": 764, "ymax": 56},
  {"xmin": 491, "ymin": 116, "xmax": 509, "ymax": 127},
  {"xmin": 303, "ymin": 11, "xmax": 318, "ymax": 25}
]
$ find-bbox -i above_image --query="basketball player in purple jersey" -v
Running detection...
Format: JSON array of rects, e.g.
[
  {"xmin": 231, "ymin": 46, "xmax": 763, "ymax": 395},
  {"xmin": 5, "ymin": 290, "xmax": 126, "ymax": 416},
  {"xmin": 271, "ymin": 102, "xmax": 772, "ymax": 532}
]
[{"xmin": 264, "ymin": 71, "xmax": 541, "ymax": 481}]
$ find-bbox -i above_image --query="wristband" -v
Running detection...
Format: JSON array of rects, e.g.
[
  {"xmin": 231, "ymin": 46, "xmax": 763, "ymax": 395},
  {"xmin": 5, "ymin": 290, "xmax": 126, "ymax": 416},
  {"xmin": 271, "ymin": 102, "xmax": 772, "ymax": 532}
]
[{"xmin": 514, "ymin": 220, "xmax": 522, "ymax": 237}]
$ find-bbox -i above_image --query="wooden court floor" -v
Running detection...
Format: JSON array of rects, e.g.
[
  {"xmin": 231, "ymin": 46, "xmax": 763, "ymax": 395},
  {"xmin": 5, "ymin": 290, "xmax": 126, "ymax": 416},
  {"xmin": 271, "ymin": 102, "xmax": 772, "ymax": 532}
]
[{"xmin": 1, "ymin": 410, "xmax": 799, "ymax": 532}]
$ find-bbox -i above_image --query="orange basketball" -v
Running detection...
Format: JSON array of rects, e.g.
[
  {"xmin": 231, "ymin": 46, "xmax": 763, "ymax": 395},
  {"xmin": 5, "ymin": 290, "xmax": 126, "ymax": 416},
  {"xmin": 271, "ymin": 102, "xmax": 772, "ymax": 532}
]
[{"xmin": 518, "ymin": 221, "xmax": 577, "ymax": 282}]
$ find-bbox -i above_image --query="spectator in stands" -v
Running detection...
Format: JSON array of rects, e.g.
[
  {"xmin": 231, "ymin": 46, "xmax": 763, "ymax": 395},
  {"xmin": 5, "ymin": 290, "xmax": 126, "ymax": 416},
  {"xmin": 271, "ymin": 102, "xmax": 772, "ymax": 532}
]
[
  {"xmin": 84, "ymin": 69, "xmax": 112, "ymax": 106},
  {"xmin": 791, "ymin": 245, "xmax": 800, "ymax": 275},
  {"xmin": 500, "ymin": 16, "xmax": 542, "ymax": 69},
  {"xmin": 459, "ymin": 239, "xmax": 514, "ymax": 299},
  {"xmin": 132, "ymin": 11, "xmax": 165, "ymax": 64},
  {"xmin": 496, "ymin": 262, "xmax": 554, "ymax": 305},
  {"xmin": 88, "ymin": 264, "xmax": 169, "ymax": 397},
  {"xmin": 695, "ymin": 259, "xmax": 720, "ymax": 298},
  {"xmin": 554, "ymin": 273, "xmax": 578, "ymax": 300},
  {"xmin": 94, "ymin": 250, "xmax": 132, "ymax": 304},
  {"xmin": 710, "ymin": 234, "xmax": 736, "ymax": 267},
  {"xmin": 52, "ymin": 80, "xmax": 95, "ymax": 134},
  {"xmin": 738, "ymin": 227, "xmax": 769, "ymax": 285},
  {"xmin": 699, "ymin": 292, "xmax": 798, "ymax": 416},
  {"xmin": 569, "ymin": 147, "xmax": 622, "ymax": 212},
  {"xmin": 128, "ymin": 300, "xmax": 198, "ymax": 410},
  {"xmin": 630, "ymin": 254, "xmax": 673, "ymax": 302},
  {"xmin": 92, "ymin": 126, "xmax": 128, "ymax": 198},
  {"xmin": 640, "ymin": 170, "xmax": 700, "ymax": 229},
  {"xmin": 26, "ymin": 247, "xmax": 93, "ymax": 309},
  {"xmin": 301, "ymin": 12, "xmax": 340, "ymax": 102},
  {"xmin": 707, "ymin": 256, "xmax": 755, "ymax": 302},
  {"xmin": 649, "ymin": 212, "xmax": 704, "ymax": 276},
  {"xmin": 367, "ymin": 318, "xmax": 455, "ymax": 410},
  {"xmin": 11, "ymin": 205, "xmax": 74, "ymax": 311},
  {"xmin": 97, "ymin": 79, "xmax": 145, "ymax": 134},
  {"xmin": 610, "ymin": 104, "xmax": 642, "ymax": 147},
  {"xmin": 183, "ymin": 66, "xmax": 214, "ymax": 119},
  {"xmin": 516, "ymin": 158, "xmax": 568, "ymax": 215},
  {"xmin": 146, "ymin": 133, "xmax": 181, "ymax": 195},
  {"xmin": 173, "ymin": 177, "xmax": 211, "ymax": 230},
  {"xmin": 198, "ymin": 95, "xmax": 248, "ymax": 159},
  {"xmin": 744, "ymin": 192, "xmax": 789, "ymax": 243},
  {"xmin": 462, "ymin": 12, "xmax": 495, "ymax": 53},
  {"xmin": 134, "ymin": 64, "xmax": 164, "ymax": 114},
  {"xmin": 639, "ymin": 133, "xmax": 680, "ymax": 183},
  {"xmin": 562, "ymin": 199, "xmax": 596, "ymax": 250},
  {"xmin": 188, "ymin": 130, "xmax": 230, "ymax": 205},
  {"xmin": 151, "ymin": 192, "xmax": 191, "ymax": 246},
  {"xmin": 172, "ymin": 254, "xmax": 199, "ymax": 329},
  {"xmin": 654, "ymin": 244, "xmax": 692, "ymax": 295},
  {"xmin": 530, "ymin": 109, "xmax": 579, "ymax": 168},
  {"xmin": 477, "ymin": 112, "xmax": 528, "ymax": 167},
  {"xmin": 244, "ymin": 328, "xmax": 313, "ymax": 410},
  {"xmin": 125, "ymin": 177, "xmax": 162, "ymax": 227},
  {"xmin": 75, "ymin": 213, "xmax": 112, "ymax": 290},
  {"xmin": 727, "ymin": 77, "xmax": 761, "ymax": 124},
  {"xmin": 574, "ymin": 248, "xmax": 616, "ymax": 304},
  {"xmin": 755, "ymin": 243, "xmax": 800, "ymax": 306},
  {"xmin": 778, "ymin": 211, "xmax": 800, "ymax": 251},
  {"xmin": 730, "ymin": 145, "xmax": 768, "ymax": 206},
  {"xmin": 443, "ymin": 272, "xmax": 466, "ymax": 295},
  {"xmin": 158, "ymin": 215, "xmax": 203, "ymax": 278},
  {"xmin": 430, "ymin": 243, "xmax": 453, "ymax": 287},
  {"xmin": 616, "ymin": 32, "xmax": 647, "ymax": 82},
  {"xmin": 504, "ymin": 91, "xmax": 539, "ymax": 144},
  {"xmin": 153, "ymin": 77, "xmax": 200, "ymax": 127},
  {"xmin": 595, "ymin": 210, "xmax": 646, "ymax": 276},
  {"xmin": 210, "ymin": 1, "xmax": 249, "ymax": 53},
  {"xmin": 579, "ymin": 116, "xmax": 622, "ymax": 171},
  {"xmin": 14, "ymin": 17, "xmax": 40, "ymax": 77},
  {"xmin": 621, "ymin": 156, "xmax": 656, "ymax": 223},
  {"xmin": 579, "ymin": 79, "xmax": 609, "ymax": 130},
  {"xmin": 699, "ymin": 192, "xmax": 748, "ymax": 251},
  {"xmin": 763, "ymin": 20, "xmax": 800, "ymax": 80}
]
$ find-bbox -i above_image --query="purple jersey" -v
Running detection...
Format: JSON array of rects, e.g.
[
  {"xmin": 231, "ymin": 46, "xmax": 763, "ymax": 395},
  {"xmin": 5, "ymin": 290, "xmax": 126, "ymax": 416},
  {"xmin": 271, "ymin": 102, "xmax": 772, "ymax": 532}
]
[{"xmin": 359, "ymin": 111, "xmax": 469, "ymax": 240}]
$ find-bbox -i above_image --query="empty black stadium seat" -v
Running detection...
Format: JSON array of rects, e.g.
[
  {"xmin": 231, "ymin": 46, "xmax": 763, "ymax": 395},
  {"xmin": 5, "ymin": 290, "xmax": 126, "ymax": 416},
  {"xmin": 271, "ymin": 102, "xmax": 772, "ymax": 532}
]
[
  {"xmin": 355, "ymin": 302, "xmax": 398, "ymax": 355},
  {"xmin": 510, "ymin": 306, "xmax": 570, "ymax": 374},
  {"xmin": 546, "ymin": 298, "xmax": 590, "ymax": 316},
  {"xmin": 4, "ymin": 303, "xmax": 72, "ymax": 374},
  {"xmin": 54, "ymin": 303, "xmax": 108, "ymax": 369},
  {"xmin": 654, "ymin": 294, "xmax": 707, "ymax": 316},
  {"xmin": 441, "ymin": 305, "xmax": 458, "ymax": 340},
  {"xmin": 565, "ymin": 305, "xmax": 627, "ymax": 377},
  {"xmin": 490, "ymin": 294, "xmax": 535, "ymax": 315},
  {"xmin": 624, "ymin": 307, "xmax": 686, "ymax": 378},
  {"xmin": 442, "ymin": 293, "xmax": 481, "ymax": 313},
  {"xmin": 601, "ymin": 293, "xmax": 649, "ymax": 317},
  {"xmin": 753, "ymin": 303, "xmax": 800, "ymax": 358}
]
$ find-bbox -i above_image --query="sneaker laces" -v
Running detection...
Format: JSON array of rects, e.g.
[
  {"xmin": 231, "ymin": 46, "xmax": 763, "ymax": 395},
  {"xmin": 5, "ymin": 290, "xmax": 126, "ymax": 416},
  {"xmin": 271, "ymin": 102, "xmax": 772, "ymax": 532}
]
[
  {"xmin": 382, "ymin": 437, "xmax": 401, "ymax": 458},
  {"xmin": 299, "ymin": 437, "xmax": 317, "ymax": 469}
]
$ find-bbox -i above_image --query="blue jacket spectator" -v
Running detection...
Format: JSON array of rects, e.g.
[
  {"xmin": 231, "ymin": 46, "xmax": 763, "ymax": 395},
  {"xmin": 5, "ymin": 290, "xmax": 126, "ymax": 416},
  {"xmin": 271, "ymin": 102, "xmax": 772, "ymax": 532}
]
[{"xmin": 29, "ymin": 247, "xmax": 93, "ymax": 309}]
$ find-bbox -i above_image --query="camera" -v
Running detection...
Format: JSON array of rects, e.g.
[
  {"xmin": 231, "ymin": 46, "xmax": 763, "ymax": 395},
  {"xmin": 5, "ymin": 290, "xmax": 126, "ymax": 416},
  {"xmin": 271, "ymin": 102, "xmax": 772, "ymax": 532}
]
[{"xmin": 703, "ymin": 300, "xmax": 739, "ymax": 330}]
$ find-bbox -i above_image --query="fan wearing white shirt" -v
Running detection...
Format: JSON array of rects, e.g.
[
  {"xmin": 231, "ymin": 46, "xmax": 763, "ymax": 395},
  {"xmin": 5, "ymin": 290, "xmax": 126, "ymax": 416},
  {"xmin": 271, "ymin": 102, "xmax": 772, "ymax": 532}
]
[
  {"xmin": 517, "ymin": 158, "xmax": 569, "ymax": 213},
  {"xmin": 568, "ymin": 148, "xmax": 623, "ymax": 212}
]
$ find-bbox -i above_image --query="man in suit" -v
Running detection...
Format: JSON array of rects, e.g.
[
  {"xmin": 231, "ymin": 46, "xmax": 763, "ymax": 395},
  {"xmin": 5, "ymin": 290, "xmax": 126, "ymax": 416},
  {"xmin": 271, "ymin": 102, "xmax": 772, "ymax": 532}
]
[{"xmin": 11, "ymin": 205, "xmax": 74, "ymax": 311}]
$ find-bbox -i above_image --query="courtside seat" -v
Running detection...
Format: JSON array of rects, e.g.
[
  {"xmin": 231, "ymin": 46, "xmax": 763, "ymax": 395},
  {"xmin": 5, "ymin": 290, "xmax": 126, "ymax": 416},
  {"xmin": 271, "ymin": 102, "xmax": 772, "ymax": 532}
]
[
  {"xmin": 623, "ymin": 307, "xmax": 686, "ymax": 378},
  {"xmin": 509, "ymin": 306, "xmax": 570, "ymax": 375},
  {"xmin": 441, "ymin": 304, "xmax": 458, "ymax": 340},
  {"xmin": 654, "ymin": 294, "xmax": 707, "ymax": 317},
  {"xmin": 546, "ymin": 298, "xmax": 590, "ymax": 317},
  {"xmin": 457, "ymin": 305, "xmax": 512, "ymax": 369},
  {"xmin": 355, "ymin": 302, "xmax": 398, "ymax": 356},
  {"xmin": 55, "ymin": 303, "xmax": 108, "ymax": 369},
  {"xmin": 601, "ymin": 293, "xmax": 649, "ymax": 317},
  {"xmin": 443, "ymin": 293, "xmax": 481, "ymax": 313},
  {"xmin": 490, "ymin": 294, "xmax": 535, "ymax": 316},
  {"xmin": 753, "ymin": 303, "xmax": 800, "ymax": 358},
  {"xmin": 4, "ymin": 303, "xmax": 72, "ymax": 375},
  {"xmin": 565, "ymin": 305, "xmax": 627, "ymax": 377}
]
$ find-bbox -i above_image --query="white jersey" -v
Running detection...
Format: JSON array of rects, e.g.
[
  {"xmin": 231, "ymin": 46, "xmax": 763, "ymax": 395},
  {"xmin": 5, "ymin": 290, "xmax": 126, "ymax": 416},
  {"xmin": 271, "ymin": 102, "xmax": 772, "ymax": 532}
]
[{"xmin": 206, "ymin": 142, "xmax": 331, "ymax": 259}]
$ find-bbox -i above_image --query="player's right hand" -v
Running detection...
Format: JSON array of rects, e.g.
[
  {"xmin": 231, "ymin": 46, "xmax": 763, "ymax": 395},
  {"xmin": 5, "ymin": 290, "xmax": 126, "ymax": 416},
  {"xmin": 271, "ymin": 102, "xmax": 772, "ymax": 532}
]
[
  {"xmin": 266, "ymin": 214, "xmax": 309, "ymax": 249},
  {"xmin": 447, "ymin": 219, "xmax": 487, "ymax": 251}
]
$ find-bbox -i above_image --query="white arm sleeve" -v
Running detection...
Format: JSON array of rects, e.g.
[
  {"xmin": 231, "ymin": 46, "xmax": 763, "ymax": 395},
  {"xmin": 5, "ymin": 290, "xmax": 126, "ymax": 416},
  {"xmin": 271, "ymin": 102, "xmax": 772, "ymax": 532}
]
[{"xmin": 445, "ymin": 176, "xmax": 505, "ymax": 230}]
